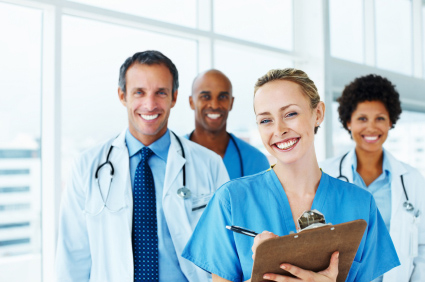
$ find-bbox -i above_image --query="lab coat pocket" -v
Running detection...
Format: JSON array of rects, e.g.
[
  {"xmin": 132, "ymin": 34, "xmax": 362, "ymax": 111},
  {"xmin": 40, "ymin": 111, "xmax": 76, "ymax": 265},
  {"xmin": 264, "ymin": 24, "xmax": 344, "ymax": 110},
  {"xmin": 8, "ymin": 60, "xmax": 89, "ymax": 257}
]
[
  {"xmin": 188, "ymin": 193, "xmax": 214, "ymax": 228},
  {"xmin": 345, "ymin": 260, "xmax": 360, "ymax": 282}
]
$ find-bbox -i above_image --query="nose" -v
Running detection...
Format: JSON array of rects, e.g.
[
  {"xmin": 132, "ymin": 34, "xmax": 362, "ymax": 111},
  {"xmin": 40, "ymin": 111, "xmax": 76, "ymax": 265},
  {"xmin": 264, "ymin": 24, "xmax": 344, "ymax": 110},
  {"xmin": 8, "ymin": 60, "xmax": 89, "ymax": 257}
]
[
  {"xmin": 209, "ymin": 98, "xmax": 219, "ymax": 110},
  {"xmin": 274, "ymin": 120, "xmax": 288, "ymax": 136},
  {"xmin": 143, "ymin": 93, "xmax": 157, "ymax": 111}
]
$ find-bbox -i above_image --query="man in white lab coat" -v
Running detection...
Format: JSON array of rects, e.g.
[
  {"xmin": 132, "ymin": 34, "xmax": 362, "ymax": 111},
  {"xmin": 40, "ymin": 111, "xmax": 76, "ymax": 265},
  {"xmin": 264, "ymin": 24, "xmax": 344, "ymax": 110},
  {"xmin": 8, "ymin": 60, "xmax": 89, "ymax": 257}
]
[{"xmin": 55, "ymin": 50, "xmax": 229, "ymax": 282}]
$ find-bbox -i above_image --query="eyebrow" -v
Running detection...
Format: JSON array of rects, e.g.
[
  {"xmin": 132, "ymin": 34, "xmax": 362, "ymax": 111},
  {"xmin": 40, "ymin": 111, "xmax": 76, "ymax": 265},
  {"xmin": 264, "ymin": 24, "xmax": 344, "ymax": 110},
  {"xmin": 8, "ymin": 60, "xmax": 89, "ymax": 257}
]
[
  {"xmin": 131, "ymin": 87, "xmax": 170, "ymax": 92},
  {"xmin": 256, "ymin": 104, "xmax": 296, "ymax": 116},
  {"xmin": 199, "ymin": 91, "xmax": 230, "ymax": 95}
]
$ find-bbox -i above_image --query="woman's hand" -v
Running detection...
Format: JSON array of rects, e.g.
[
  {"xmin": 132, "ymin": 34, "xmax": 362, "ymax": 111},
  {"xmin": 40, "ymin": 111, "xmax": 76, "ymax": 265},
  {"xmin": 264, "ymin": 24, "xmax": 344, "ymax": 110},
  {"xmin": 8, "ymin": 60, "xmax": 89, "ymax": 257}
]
[
  {"xmin": 251, "ymin": 231, "xmax": 339, "ymax": 282},
  {"xmin": 252, "ymin": 231, "xmax": 279, "ymax": 260}
]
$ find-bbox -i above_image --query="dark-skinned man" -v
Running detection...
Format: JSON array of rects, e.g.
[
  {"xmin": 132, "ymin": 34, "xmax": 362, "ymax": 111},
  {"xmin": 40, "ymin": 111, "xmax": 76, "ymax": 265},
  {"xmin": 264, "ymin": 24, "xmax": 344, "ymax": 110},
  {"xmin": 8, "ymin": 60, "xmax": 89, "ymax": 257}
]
[{"xmin": 187, "ymin": 69, "xmax": 269, "ymax": 179}]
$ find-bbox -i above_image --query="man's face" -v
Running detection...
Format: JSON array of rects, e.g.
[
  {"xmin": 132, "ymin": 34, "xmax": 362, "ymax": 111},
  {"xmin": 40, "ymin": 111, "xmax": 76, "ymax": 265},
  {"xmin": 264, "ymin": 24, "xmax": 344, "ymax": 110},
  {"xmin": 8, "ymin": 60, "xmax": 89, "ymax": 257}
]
[
  {"xmin": 118, "ymin": 63, "xmax": 177, "ymax": 145},
  {"xmin": 189, "ymin": 72, "xmax": 234, "ymax": 134}
]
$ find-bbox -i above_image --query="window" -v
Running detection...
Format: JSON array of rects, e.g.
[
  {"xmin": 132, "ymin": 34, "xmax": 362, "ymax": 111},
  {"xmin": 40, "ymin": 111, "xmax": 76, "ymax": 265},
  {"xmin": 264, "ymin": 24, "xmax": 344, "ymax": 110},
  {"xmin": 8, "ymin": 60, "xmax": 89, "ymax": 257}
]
[
  {"xmin": 0, "ymin": 2, "xmax": 42, "ymax": 282},
  {"xmin": 68, "ymin": 0, "xmax": 197, "ymax": 28},
  {"xmin": 61, "ymin": 15, "xmax": 198, "ymax": 180},
  {"xmin": 214, "ymin": 41, "xmax": 293, "ymax": 152},
  {"xmin": 329, "ymin": 0, "xmax": 363, "ymax": 63},
  {"xmin": 375, "ymin": 0, "xmax": 412, "ymax": 75},
  {"xmin": 214, "ymin": 0, "xmax": 293, "ymax": 50}
]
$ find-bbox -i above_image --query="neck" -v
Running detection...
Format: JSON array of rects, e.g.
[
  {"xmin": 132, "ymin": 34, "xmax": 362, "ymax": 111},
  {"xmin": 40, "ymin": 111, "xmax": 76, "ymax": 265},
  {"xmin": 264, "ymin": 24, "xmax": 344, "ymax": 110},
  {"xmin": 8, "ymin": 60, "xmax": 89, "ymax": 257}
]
[
  {"xmin": 190, "ymin": 127, "xmax": 229, "ymax": 158},
  {"xmin": 355, "ymin": 147, "xmax": 383, "ymax": 171},
  {"xmin": 273, "ymin": 147, "xmax": 321, "ymax": 196}
]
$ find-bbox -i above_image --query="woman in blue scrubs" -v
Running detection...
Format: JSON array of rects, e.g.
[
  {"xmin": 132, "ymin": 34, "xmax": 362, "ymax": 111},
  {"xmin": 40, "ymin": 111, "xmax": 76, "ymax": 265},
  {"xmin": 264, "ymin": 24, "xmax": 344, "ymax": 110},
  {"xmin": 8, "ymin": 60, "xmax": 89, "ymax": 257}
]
[{"xmin": 182, "ymin": 69, "xmax": 399, "ymax": 282}]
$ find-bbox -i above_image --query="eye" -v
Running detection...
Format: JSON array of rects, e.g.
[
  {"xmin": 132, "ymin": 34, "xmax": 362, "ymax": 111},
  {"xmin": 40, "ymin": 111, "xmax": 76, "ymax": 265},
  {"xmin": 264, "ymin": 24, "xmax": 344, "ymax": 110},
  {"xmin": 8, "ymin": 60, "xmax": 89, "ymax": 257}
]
[
  {"xmin": 219, "ymin": 94, "xmax": 228, "ymax": 100},
  {"xmin": 259, "ymin": 119, "xmax": 272, "ymax": 124},
  {"xmin": 201, "ymin": 94, "xmax": 210, "ymax": 100},
  {"xmin": 286, "ymin": 112, "xmax": 298, "ymax": 118},
  {"xmin": 158, "ymin": 90, "xmax": 167, "ymax": 95},
  {"xmin": 377, "ymin": 116, "xmax": 386, "ymax": 121},
  {"xmin": 358, "ymin": 117, "xmax": 367, "ymax": 121}
]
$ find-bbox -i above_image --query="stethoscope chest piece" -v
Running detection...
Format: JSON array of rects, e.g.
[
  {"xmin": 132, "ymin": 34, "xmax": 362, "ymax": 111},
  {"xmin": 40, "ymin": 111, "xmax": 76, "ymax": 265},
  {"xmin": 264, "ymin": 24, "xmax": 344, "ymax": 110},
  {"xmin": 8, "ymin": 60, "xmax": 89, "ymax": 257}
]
[
  {"xmin": 403, "ymin": 201, "xmax": 415, "ymax": 212},
  {"xmin": 177, "ymin": 187, "xmax": 191, "ymax": 199}
]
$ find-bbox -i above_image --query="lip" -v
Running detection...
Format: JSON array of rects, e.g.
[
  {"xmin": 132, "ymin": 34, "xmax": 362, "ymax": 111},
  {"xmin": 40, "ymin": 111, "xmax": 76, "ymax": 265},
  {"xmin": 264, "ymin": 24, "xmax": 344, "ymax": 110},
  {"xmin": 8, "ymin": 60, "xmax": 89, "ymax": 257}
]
[
  {"xmin": 206, "ymin": 113, "xmax": 222, "ymax": 120},
  {"xmin": 273, "ymin": 137, "xmax": 300, "ymax": 152},
  {"xmin": 139, "ymin": 113, "xmax": 160, "ymax": 122},
  {"xmin": 362, "ymin": 135, "xmax": 381, "ymax": 143}
]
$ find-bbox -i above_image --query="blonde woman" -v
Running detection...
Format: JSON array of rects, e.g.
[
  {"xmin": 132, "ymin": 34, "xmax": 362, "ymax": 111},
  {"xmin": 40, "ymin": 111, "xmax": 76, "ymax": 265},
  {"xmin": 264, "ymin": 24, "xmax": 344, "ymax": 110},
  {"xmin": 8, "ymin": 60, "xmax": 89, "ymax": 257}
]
[{"xmin": 183, "ymin": 69, "xmax": 399, "ymax": 282}]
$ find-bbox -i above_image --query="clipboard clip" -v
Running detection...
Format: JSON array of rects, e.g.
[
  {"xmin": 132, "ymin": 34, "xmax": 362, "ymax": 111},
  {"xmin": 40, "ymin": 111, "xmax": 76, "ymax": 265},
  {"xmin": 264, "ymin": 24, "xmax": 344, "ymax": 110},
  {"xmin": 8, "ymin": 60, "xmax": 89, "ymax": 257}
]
[{"xmin": 297, "ymin": 209, "xmax": 331, "ymax": 232}]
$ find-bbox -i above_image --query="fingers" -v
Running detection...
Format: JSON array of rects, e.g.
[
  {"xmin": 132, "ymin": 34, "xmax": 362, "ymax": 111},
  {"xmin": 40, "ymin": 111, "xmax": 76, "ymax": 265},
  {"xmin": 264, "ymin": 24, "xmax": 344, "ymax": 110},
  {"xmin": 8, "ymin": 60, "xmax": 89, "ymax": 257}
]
[
  {"xmin": 251, "ymin": 231, "xmax": 279, "ymax": 260},
  {"xmin": 318, "ymin": 251, "xmax": 339, "ymax": 279}
]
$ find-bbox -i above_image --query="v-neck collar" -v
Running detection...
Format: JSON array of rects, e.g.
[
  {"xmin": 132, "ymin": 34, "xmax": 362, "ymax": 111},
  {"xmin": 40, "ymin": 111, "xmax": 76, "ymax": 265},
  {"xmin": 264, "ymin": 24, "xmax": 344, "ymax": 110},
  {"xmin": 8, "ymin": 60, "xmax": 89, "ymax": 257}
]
[{"xmin": 268, "ymin": 169, "xmax": 329, "ymax": 234}]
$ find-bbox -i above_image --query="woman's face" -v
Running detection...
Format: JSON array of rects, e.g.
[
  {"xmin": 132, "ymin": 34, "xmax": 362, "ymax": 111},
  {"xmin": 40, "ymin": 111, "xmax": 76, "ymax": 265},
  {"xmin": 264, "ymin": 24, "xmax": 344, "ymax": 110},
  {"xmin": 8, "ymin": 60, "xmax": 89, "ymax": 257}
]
[
  {"xmin": 254, "ymin": 80, "xmax": 324, "ymax": 165},
  {"xmin": 347, "ymin": 100, "xmax": 392, "ymax": 153}
]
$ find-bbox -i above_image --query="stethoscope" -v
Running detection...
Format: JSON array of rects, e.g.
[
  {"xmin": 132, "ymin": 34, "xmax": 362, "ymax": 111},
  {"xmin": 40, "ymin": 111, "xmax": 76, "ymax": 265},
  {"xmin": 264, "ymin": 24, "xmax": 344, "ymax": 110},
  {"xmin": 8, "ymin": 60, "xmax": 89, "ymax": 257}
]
[
  {"xmin": 337, "ymin": 152, "xmax": 419, "ymax": 216},
  {"xmin": 189, "ymin": 131, "xmax": 244, "ymax": 177},
  {"xmin": 90, "ymin": 131, "xmax": 191, "ymax": 215}
]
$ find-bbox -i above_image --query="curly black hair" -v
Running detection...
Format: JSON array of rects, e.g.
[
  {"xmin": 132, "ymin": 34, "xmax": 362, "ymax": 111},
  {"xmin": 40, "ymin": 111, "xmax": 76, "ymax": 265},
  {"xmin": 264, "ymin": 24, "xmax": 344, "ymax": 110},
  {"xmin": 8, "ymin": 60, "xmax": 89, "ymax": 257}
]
[{"xmin": 337, "ymin": 74, "xmax": 402, "ymax": 133}]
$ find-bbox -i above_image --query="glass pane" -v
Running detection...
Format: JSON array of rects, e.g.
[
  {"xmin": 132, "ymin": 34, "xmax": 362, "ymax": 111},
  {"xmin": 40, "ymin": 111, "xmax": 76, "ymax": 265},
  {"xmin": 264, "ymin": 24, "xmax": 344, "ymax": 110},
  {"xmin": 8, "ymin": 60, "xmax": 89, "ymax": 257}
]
[
  {"xmin": 375, "ymin": 0, "xmax": 412, "ymax": 75},
  {"xmin": 0, "ymin": 2, "xmax": 42, "ymax": 282},
  {"xmin": 68, "ymin": 0, "xmax": 197, "ymax": 28},
  {"xmin": 62, "ymin": 15, "xmax": 197, "ymax": 180},
  {"xmin": 214, "ymin": 41, "xmax": 293, "ymax": 158},
  {"xmin": 214, "ymin": 0, "xmax": 293, "ymax": 50},
  {"xmin": 329, "ymin": 0, "xmax": 363, "ymax": 63},
  {"xmin": 385, "ymin": 111, "xmax": 425, "ymax": 177},
  {"xmin": 423, "ymin": 5, "xmax": 425, "ymax": 79},
  {"xmin": 331, "ymin": 102, "xmax": 425, "ymax": 177}
]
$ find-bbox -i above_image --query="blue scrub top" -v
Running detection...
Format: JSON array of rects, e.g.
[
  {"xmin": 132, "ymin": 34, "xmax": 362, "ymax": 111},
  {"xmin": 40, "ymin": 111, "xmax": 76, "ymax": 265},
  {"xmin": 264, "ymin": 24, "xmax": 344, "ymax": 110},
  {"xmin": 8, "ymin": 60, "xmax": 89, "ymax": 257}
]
[
  {"xmin": 182, "ymin": 170, "xmax": 400, "ymax": 282},
  {"xmin": 185, "ymin": 132, "xmax": 269, "ymax": 179}
]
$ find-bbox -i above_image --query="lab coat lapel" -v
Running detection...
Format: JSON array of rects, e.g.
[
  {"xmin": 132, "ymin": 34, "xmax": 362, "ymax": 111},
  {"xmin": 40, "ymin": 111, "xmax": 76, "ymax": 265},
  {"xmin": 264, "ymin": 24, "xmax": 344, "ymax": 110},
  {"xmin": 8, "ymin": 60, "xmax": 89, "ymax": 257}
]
[
  {"xmin": 163, "ymin": 133, "xmax": 186, "ymax": 198},
  {"xmin": 385, "ymin": 149, "xmax": 407, "ymax": 224}
]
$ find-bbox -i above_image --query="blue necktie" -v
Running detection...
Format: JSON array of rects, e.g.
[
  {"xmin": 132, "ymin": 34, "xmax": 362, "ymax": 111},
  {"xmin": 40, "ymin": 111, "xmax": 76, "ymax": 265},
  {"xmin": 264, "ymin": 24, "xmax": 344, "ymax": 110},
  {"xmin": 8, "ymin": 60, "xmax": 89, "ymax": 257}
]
[{"xmin": 133, "ymin": 147, "xmax": 158, "ymax": 281}]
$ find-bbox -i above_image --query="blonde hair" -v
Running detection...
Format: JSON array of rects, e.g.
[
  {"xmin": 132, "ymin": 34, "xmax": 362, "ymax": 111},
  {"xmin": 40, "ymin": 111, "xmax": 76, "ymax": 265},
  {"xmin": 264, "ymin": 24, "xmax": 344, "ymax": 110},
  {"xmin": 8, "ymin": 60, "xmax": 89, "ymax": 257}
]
[
  {"xmin": 254, "ymin": 68, "xmax": 321, "ymax": 133},
  {"xmin": 254, "ymin": 68, "xmax": 320, "ymax": 109}
]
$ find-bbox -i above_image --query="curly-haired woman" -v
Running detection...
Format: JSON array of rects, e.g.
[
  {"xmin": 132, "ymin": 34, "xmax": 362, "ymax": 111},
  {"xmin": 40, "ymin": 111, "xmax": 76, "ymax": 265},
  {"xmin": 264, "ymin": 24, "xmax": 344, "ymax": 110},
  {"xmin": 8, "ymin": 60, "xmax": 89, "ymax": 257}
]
[{"xmin": 321, "ymin": 74, "xmax": 425, "ymax": 282}]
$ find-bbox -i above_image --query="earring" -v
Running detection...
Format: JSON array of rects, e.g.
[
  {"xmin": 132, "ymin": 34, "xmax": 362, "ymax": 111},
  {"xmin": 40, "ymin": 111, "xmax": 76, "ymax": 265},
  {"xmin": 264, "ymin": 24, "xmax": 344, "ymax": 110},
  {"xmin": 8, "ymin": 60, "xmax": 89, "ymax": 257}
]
[
  {"xmin": 316, "ymin": 123, "xmax": 319, "ymax": 126},
  {"xmin": 348, "ymin": 126, "xmax": 351, "ymax": 130}
]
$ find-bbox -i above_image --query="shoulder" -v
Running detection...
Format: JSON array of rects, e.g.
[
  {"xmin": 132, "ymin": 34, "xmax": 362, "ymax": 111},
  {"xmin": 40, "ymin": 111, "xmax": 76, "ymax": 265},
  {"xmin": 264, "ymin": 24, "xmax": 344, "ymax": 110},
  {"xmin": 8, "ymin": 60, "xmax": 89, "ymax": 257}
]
[
  {"xmin": 385, "ymin": 150, "xmax": 425, "ymax": 180},
  {"xmin": 179, "ymin": 136, "xmax": 223, "ymax": 165},
  {"xmin": 323, "ymin": 172, "xmax": 373, "ymax": 200},
  {"xmin": 229, "ymin": 133, "xmax": 268, "ymax": 162},
  {"xmin": 320, "ymin": 154, "xmax": 345, "ymax": 169},
  {"xmin": 215, "ymin": 170, "xmax": 271, "ymax": 199}
]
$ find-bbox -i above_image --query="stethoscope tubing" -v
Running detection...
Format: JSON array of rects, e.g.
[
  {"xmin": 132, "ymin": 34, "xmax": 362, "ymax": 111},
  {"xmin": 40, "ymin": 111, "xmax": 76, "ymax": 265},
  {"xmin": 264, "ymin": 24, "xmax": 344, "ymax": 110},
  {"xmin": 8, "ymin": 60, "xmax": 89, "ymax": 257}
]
[
  {"xmin": 337, "ymin": 151, "xmax": 417, "ymax": 215},
  {"xmin": 189, "ymin": 131, "xmax": 244, "ymax": 177},
  {"xmin": 90, "ymin": 131, "xmax": 187, "ymax": 214}
]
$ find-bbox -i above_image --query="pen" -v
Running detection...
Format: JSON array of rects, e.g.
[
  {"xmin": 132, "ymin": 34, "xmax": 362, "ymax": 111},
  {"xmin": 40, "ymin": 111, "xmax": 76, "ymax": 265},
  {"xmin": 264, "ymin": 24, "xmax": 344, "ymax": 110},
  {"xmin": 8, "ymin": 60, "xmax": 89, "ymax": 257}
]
[{"xmin": 226, "ymin": 225, "xmax": 258, "ymax": 237}]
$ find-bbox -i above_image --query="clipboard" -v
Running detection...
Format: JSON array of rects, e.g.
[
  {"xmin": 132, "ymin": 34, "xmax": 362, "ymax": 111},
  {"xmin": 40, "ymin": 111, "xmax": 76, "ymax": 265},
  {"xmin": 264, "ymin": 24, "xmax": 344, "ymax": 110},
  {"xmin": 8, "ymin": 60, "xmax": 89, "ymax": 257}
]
[{"xmin": 251, "ymin": 219, "xmax": 367, "ymax": 282}]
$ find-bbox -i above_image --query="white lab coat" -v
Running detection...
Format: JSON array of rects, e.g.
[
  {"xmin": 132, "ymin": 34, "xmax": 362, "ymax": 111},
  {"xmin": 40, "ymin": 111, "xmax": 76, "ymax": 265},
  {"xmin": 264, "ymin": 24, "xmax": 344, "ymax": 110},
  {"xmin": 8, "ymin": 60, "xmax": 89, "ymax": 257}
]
[
  {"xmin": 320, "ymin": 148, "xmax": 425, "ymax": 282},
  {"xmin": 55, "ymin": 129, "xmax": 230, "ymax": 282}
]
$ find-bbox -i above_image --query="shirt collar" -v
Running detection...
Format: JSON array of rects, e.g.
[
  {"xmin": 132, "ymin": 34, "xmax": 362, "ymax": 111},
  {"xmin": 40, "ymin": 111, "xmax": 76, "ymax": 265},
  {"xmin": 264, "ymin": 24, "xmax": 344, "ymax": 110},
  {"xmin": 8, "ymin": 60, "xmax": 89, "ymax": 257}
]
[
  {"xmin": 351, "ymin": 149, "xmax": 392, "ymax": 178},
  {"xmin": 125, "ymin": 129, "xmax": 170, "ymax": 162}
]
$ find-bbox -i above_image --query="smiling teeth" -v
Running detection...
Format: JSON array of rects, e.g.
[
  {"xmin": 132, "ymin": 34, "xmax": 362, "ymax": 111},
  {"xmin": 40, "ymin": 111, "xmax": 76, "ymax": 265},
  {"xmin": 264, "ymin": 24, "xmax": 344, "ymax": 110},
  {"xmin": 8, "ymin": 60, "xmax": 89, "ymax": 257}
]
[
  {"xmin": 276, "ymin": 139, "xmax": 297, "ymax": 150},
  {"xmin": 141, "ymin": 114, "xmax": 158, "ymax": 120},
  {"xmin": 207, "ymin": 114, "xmax": 221, "ymax": 119},
  {"xmin": 364, "ymin": 136, "xmax": 378, "ymax": 141}
]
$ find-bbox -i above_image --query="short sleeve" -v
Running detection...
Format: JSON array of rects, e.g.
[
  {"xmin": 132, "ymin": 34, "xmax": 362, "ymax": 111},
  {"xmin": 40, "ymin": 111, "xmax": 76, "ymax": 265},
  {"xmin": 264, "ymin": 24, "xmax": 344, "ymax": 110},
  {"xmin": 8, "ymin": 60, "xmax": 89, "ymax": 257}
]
[
  {"xmin": 350, "ymin": 197, "xmax": 400, "ymax": 281},
  {"xmin": 182, "ymin": 186, "xmax": 244, "ymax": 282}
]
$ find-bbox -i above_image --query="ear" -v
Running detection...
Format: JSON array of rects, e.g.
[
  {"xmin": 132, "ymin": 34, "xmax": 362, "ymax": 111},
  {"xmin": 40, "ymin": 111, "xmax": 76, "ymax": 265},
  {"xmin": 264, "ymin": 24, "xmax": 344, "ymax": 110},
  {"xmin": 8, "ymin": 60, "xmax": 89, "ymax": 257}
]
[
  {"xmin": 118, "ymin": 87, "xmax": 126, "ymax": 106},
  {"xmin": 229, "ymin": 96, "xmax": 235, "ymax": 111},
  {"xmin": 189, "ymin": 95, "xmax": 195, "ymax": 110},
  {"xmin": 314, "ymin": 101, "xmax": 325, "ymax": 125},
  {"xmin": 171, "ymin": 90, "xmax": 178, "ymax": 108}
]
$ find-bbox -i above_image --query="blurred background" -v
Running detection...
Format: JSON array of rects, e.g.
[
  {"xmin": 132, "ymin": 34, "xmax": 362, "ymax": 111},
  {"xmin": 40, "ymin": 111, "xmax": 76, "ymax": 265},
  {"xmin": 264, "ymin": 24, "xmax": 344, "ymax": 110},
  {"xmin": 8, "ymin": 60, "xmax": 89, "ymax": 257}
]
[{"xmin": 1, "ymin": 0, "xmax": 425, "ymax": 281}]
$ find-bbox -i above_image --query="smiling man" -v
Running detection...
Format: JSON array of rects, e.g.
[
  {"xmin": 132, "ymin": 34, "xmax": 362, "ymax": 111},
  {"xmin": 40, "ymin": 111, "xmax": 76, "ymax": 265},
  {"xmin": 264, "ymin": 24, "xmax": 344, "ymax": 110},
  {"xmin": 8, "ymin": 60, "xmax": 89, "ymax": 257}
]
[
  {"xmin": 187, "ymin": 69, "xmax": 269, "ymax": 179},
  {"xmin": 55, "ymin": 51, "xmax": 229, "ymax": 282}
]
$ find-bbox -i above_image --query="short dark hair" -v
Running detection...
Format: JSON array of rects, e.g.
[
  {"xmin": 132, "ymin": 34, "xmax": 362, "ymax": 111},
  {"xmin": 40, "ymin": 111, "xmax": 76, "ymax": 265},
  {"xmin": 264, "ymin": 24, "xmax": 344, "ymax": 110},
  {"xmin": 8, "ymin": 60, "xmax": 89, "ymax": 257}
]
[
  {"xmin": 337, "ymin": 74, "xmax": 402, "ymax": 133},
  {"xmin": 118, "ymin": 50, "xmax": 179, "ymax": 95}
]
